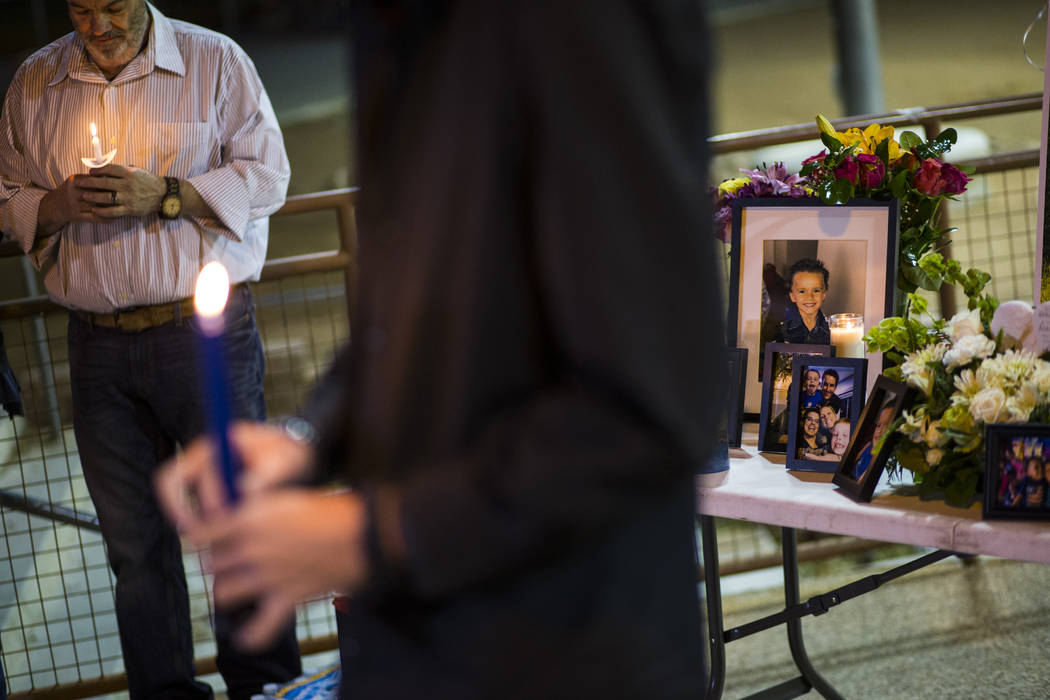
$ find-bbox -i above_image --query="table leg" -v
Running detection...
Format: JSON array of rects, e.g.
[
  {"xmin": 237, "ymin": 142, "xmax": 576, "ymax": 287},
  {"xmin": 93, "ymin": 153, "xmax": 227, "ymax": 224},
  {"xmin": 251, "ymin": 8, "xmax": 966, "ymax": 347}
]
[
  {"xmin": 781, "ymin": 527, "xmax": 844, "ymax": 700},
  {"xmin": 699, "ymin": 515, "xmax": 726, "ymax": 700}
]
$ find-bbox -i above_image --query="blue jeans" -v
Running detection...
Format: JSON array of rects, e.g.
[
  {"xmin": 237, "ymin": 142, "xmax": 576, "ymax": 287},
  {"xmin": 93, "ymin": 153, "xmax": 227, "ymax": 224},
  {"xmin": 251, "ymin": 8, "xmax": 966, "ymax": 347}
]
[{"xmin": 68, "ymin": 286, "xmax": 301, "ymax": 699}]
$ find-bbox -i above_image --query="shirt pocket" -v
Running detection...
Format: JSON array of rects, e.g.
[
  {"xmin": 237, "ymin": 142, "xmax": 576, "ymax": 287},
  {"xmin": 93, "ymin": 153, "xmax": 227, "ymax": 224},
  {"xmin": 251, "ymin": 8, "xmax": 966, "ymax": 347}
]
[{"xmin": 143, "ymin": 122, "xmax": 215, "ymax": 179}]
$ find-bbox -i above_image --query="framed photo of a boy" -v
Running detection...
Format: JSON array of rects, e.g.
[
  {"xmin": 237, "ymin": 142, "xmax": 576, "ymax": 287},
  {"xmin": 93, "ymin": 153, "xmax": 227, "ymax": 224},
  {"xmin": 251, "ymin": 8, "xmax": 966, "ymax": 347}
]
[
  {"xmin": 833, "ymin": 376, "xmax": 915, "ymax": 502},
  {"xmin": 785, "ymin": 357, "xmax": 867, "ymax": 472},
  {"xmin": 727, "ymin": 198, "xmax": 898, "ymax": 414},
  {"xmin": 982, "ymin": 424, "xmax": 1050, "ymax": 521}
]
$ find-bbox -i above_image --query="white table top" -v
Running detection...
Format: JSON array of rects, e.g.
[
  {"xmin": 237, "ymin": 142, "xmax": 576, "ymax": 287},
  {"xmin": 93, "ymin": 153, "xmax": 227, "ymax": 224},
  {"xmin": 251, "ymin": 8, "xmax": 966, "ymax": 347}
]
[{"xmin": 697, "ymin": 424, "xmax": 1050, "ymax": 565}]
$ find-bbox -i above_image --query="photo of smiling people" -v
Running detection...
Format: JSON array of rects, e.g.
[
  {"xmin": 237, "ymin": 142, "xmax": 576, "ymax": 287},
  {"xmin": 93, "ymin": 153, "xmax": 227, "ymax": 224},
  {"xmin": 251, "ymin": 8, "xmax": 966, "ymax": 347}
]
[{"xmin": 791, "ymin": 362, "xmax": 858, "ymax": 462}]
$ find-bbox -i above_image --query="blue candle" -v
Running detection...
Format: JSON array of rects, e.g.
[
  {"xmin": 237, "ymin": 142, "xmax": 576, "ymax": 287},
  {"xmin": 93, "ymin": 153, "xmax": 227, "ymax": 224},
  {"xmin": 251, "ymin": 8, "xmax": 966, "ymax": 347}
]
[{"xmin": 194, "ymin": 262, "xmax": 240, "ymax": 503}]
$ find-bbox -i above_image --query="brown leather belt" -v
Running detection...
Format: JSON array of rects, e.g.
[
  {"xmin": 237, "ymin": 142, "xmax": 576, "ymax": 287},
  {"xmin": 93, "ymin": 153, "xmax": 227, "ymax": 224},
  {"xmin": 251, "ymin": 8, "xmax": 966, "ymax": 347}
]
[{"xmin": 75, "ymin": 284, "xmax": 245, "ymax": 332}]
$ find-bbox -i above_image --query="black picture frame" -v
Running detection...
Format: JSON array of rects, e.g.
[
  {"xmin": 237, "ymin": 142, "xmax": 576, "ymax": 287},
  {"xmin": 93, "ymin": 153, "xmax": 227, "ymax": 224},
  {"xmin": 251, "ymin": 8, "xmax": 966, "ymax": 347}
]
[
  {"xmin": 726, "ymin": 348, "xmax": 748, "ymax": 448},
  {"xmin": 785, "ymin": 357, "xmax": 868, "ymax": 473},
  {"xmin": 833, "ymin": 376, "xmax": 915, "ymax": 502},
  {"xmin": 726, "ymin": 197, "xmax": 899, "ymax": 415},
  {"xmin": 757, "ymin": 342, "xmax": 833, "ymax": 454},
  {"xmin": 982, "ymin": 424, "xmax": 1050, "ymax": 520}
]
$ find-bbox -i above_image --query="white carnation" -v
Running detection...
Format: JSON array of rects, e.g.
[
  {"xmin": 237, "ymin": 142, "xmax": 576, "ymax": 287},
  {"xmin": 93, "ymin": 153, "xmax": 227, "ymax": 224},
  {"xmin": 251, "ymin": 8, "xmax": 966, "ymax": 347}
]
[
  {"xmin": 943, "ymin": 334, "xmax": 997, "ymax": 371},
  {"xmin": 901, "ymin": 343, "xmax": 948, "ymax": 397},
  {"xmin": 1006, "ymin": 384, "xmax": 1038, "ymax": 423}
]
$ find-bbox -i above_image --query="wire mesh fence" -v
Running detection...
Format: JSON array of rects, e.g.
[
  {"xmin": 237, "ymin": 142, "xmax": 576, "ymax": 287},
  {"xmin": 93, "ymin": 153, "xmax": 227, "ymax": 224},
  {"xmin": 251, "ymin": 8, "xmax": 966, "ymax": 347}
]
[{"xmin": 0, "ymin": 271, "xmax": 350, "ymax": 696}]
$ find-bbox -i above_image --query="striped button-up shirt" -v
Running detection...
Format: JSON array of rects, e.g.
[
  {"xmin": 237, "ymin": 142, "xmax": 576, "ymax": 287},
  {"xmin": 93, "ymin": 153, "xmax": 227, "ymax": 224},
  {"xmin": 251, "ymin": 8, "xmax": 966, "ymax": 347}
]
[{"xmin": 0, "ymin": 3, "xmax": 289, "ymax": 312}]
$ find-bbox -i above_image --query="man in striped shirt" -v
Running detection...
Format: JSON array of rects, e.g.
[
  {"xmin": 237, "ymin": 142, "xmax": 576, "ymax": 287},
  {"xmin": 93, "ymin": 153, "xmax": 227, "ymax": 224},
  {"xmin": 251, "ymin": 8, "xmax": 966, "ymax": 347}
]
[{"xmin": 0, "ymin": 1, "xmax": 301, "ymax": 697}]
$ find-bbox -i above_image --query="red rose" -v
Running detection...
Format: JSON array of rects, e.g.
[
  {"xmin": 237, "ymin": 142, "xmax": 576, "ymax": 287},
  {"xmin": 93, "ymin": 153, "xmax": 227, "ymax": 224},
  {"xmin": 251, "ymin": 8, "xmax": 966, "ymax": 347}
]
[
  {"xmin": 834, "ymin": 156, "xmax": 859, "ymax": 184},
  {"xmin": 913, "ymin": 159, "xmax": 946, "ymax": 196},
  {"xmin": 856, "ymin": 153, "xmax": 885, "ymax": 189}
]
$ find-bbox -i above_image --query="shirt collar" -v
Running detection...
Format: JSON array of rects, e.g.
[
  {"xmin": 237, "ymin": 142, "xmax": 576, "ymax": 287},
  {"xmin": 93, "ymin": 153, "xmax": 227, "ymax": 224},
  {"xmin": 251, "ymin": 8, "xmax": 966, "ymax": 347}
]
[{"xmin": 47, "ymin": 2, "xmax": 184, "ymax": 87}]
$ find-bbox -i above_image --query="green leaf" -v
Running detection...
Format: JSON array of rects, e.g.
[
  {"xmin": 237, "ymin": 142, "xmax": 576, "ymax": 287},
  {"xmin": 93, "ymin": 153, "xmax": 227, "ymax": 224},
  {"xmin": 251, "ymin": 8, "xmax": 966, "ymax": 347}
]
[
  {"xmin": 899, "ymin": 131, "xmax": 922, "ymax": 151},
  {"xmin": 901, "ymin": 261, "xmax": 942, "ymax": 292},
  {"xmin": 820, "ymin": 131, "xmax": 843, "ymax": 153},
  {"xmin": 890, "ymin": 169, "xmax": 910, "ymax": 198},
  {"xmin": 907, "ymin": 293, "xmax": 929, "ymax": 315},
  {"xmin": 800, "ymin": 160, "xmax": 820, "ymax": 177},
  {"xmin": 944, "ymin": 469, "xmax": 979, "ymax": 508},
  {"xmin": 875, "ymin": 137, "xmax": 890, "ymax": 165},
  {"xmin": 916, "ymin": 198, "xmax": 937, "ymax": 227},
  {"xmin": 816, "ymin": 180, "xmax": 837, "ymax": 205},
  {"xmin": 915, "ymin": 128, "xmax": 958, "ymax": 160},
  {"xmin": 933, "ymin": 127, "xmax": 958, "ymax": 149},
  {"xmin": 829, "ymin": 178, "xmax": 854, "ymax": 204}
]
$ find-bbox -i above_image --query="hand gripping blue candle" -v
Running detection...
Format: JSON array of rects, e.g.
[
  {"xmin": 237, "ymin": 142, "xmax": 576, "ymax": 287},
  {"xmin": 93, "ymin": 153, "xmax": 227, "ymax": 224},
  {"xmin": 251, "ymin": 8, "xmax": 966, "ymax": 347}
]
[{"xmin": 194, "ymin": 262, "xmax": 240, "ymax": 503}]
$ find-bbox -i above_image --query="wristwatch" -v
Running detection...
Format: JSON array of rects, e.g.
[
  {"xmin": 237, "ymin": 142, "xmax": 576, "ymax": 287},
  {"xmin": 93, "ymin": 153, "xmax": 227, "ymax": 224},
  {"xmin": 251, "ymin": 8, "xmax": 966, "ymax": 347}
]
[{"xmin": 159, "ymin": 177, "xmax": 182, "ymax": 219}]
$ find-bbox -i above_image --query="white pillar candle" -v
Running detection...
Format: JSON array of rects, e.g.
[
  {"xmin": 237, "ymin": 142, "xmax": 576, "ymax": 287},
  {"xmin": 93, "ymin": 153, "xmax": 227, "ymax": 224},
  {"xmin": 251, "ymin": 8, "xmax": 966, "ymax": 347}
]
[{"xmin": 829, "ymin": 313, "xmax": 865, "ymax": 358}]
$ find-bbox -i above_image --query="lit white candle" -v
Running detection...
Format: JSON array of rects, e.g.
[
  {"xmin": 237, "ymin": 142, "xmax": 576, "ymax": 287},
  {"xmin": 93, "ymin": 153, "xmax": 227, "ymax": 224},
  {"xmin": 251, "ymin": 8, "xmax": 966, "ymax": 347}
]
[
  {"xmin": 829, "ymin": 313, "xmax": 865, "ymax": 358},
  {"xmin": 89, "ymin": 122, "xmax": 103, "ymax": 162}
]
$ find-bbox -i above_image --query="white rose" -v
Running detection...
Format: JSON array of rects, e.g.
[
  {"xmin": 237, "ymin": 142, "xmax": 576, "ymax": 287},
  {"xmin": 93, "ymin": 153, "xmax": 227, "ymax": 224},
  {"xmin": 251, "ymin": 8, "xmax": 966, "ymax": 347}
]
[
  {"xmin": 925, "ymin": 448, "xmax": 944, "ymax": 466},
  {"xmin": 947, "ymin": 308, "xmax": 983, "ymax": 341},
  {"xmin": 968, "ymin": 386, "xmax": 1008, "ymax": 424}
]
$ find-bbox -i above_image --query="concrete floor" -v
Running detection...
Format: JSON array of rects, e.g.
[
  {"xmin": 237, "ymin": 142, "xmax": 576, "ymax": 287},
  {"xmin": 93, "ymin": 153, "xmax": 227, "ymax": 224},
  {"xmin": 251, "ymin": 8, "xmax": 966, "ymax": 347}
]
[{"xmin": 716, "ymin": 554, "xmax": 1050, "ymax": 699}]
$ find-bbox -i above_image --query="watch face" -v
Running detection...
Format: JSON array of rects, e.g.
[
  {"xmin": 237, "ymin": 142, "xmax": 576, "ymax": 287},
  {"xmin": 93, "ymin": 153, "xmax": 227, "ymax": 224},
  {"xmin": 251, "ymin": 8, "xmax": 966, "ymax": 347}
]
[{"xmin": 161, "ymin": 195, "xmax": 181, "ymax": 218}]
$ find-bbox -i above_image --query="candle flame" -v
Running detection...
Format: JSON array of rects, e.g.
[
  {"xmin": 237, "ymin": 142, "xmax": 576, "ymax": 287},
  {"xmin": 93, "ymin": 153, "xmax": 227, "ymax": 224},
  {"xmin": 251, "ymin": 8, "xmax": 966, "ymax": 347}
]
[
  {"xmin": 194, "ymin": 262, "xmax": 231, "ymax": 318},
  {"xmin": 90, "ymin": 122, "xmax": 98, "ymax": 138}
]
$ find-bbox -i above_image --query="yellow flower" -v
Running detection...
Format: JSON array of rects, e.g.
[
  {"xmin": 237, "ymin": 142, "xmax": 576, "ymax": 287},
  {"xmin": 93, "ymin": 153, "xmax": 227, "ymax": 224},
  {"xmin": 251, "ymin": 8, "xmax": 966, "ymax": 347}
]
[
  {"xmin": 814, "ymin": 115, "xmax": 901, "ymax": 161},
  {"xmin": 717, "ymin": 177, "xmax": 751, "ymax": 197}
]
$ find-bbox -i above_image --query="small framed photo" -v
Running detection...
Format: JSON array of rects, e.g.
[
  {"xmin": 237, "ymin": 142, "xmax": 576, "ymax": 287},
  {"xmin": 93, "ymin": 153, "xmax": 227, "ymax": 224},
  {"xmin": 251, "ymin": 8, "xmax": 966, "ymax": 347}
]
[
  {"xmin": 757, "ymin": 342, "xmax": 833, "ymax": 454},
  {"xmin": 833, "ymin": 376, "xmax": 915, "ymax": 502},
  {"xmin": 726, "ymin": 198, "xmax": 898, "ymax": 414},
  {"xmin": 726, "ymin": 348, "xmax": 748, "ymax": 448},
  {"xmin": 785, "ymin": 357, "xmax": 867, "ymax": 472},
  {"xmin": 982, "ymin": 424, "xmax": 1050, "ymax": 520}
]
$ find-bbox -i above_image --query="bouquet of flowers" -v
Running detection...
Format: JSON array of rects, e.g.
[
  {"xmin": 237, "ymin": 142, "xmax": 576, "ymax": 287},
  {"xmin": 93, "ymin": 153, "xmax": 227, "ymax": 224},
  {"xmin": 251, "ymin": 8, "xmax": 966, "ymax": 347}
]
[
  {"xmin": 803, "ymin": 116, "xmax": 974, "ymax": 296},
  {"xmin": 864, "ymin": 257, "xmax": 1050, "ymax": 506},
  {"xmin": 711, "ymin": 115, "xmax": 975, "ymax": 298}
]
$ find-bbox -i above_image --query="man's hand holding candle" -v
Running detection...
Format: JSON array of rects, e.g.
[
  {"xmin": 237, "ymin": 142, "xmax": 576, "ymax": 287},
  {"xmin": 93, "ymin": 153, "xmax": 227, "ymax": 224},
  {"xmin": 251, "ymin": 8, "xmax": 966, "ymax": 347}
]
[{"xmin": 155, "ymin": 421, "xmax": 374, "ymax": 651}]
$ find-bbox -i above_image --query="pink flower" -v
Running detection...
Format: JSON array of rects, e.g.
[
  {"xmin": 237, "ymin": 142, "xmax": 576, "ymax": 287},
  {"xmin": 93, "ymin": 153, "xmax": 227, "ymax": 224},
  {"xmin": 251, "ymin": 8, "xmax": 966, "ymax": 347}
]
[
  {"xmin": 913, "ymin": 159, "xmax": 946, "ymax": 196},
  {"xmin": 856, "ymin": 153, "xmax": 885, "ymax": 189},
  {"xmin": 834, "ymin": 156, "xmax": 859, "ymax": 184},
  {"xmin": 940, "ymin": 163, "xmax": 971, "ymax": 195},
  {"xmin": 802, "ymin": 150, "xmax": 827, "ymax": 167}
]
